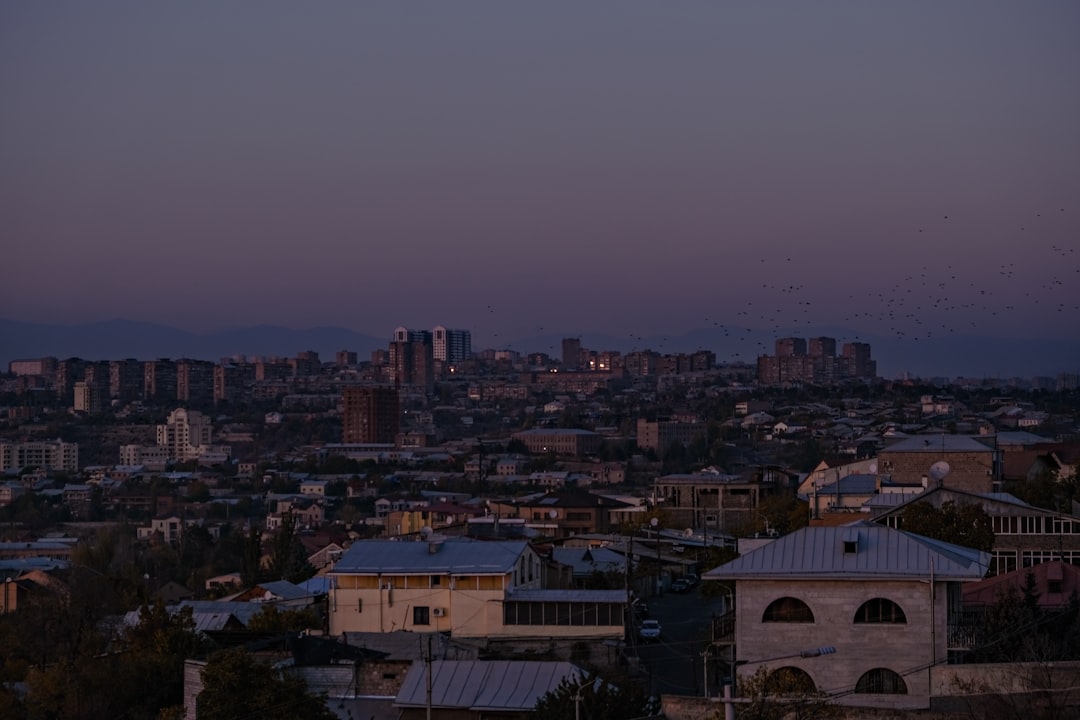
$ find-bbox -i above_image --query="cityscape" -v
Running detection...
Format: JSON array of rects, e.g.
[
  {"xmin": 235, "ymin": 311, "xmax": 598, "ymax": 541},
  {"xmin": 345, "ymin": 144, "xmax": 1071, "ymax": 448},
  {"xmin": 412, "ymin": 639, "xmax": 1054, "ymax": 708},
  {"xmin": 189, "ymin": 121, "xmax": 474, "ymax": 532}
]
[
  {"xmin": 1, "ymin": 327, "xmax": 1079, "ymax": 718},
  {"xmin": 3, "ymin": 2, "xmax": 1080, "ymax": 719}
]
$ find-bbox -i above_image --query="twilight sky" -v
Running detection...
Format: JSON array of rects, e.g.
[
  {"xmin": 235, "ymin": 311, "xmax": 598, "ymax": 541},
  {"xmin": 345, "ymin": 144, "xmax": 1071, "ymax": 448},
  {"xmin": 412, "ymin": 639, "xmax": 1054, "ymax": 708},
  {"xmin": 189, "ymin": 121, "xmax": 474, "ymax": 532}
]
[{"xmin": 2, "ymin": 2, "xmax": 1078, "ymax": 351}]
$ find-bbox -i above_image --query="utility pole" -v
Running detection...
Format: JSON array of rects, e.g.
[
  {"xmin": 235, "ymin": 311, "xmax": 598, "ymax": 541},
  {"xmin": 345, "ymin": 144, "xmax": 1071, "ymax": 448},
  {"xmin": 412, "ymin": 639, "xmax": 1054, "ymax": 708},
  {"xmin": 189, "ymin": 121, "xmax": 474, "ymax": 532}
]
[{"xmin": 425, "ymin": 634, "xmax": 433, "ymax": 720}]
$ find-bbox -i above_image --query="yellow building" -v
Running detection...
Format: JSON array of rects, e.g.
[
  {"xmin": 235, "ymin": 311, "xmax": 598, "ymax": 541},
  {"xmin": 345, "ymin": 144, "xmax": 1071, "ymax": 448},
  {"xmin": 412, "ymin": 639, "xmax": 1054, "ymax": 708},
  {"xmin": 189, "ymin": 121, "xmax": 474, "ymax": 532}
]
[{"xmin": 327, "ymin": 538, "xmax": 625, "ymax": 641}]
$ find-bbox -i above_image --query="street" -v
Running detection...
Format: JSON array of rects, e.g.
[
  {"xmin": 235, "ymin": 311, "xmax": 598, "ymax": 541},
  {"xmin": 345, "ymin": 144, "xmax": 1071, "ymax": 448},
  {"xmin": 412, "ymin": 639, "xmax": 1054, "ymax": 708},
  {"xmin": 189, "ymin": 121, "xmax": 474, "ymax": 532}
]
[{"xmin": 634, "ymin": 585, "xmax": 727, "ymax": 698}]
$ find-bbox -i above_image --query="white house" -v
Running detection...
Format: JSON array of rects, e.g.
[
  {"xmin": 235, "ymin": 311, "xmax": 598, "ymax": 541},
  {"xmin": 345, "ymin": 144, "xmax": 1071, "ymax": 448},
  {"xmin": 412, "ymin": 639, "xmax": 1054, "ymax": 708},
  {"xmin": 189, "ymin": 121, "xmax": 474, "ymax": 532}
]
[{"xmin": 705, "ymin": 522, "xmax": 990, "ymax": 710}]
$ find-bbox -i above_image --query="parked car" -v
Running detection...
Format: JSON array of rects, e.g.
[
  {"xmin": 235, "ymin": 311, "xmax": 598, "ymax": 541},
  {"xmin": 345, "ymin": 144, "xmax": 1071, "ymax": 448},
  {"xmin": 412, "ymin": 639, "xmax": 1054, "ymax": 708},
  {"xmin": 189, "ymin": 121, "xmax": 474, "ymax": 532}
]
[
  {"xmin": 670, "ymin": 578, "xmax": 691, "ymax": 593},
  {"xmin": 639, "ymin": 619, "xmax": 662, "ymax": 642},
  {"xmin": 685, "ymin": 574, "xmax": 700, "ymax": 587}
]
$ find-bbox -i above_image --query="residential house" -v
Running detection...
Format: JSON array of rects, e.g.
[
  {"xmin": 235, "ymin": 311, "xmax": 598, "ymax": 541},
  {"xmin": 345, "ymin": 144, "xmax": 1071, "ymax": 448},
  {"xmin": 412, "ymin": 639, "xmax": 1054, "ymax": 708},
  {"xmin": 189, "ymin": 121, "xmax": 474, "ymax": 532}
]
[
  {"xmin": 877, "ymin": 435, "xmax": 1001, "ymax": 494},
  {"xmin": 487, "ymin": 490, "xmax": 633, "ymax": 537},
  {"xmin": 705, "ymin": 523, "xmax": 990, "ymax": 710},
  {"xmin": 327, "ymin": 538, "xmax": 626, "ymax": 643},
  {"xmin": 871, "ymin": 485, "xmax": 1080, "ymax": 575},
  {"xmin": 654, "ymin": 469, "xmax": 781, "ymax": 534}
]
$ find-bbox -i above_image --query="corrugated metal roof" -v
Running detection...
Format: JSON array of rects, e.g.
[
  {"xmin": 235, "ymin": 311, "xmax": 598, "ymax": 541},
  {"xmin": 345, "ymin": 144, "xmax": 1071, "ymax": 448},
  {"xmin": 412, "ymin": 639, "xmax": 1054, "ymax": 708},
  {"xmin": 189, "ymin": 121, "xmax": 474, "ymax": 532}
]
[
  {"xmin": 394, "ymin": 660, "xmax": 581, "ymax": 711},
  {"xmin": 330, "ymin": 538, "xmax": 527, "ymax": 574},
  {"xmin": 703, "ymin": 522, "xmax": 989, "ymax": 581}
]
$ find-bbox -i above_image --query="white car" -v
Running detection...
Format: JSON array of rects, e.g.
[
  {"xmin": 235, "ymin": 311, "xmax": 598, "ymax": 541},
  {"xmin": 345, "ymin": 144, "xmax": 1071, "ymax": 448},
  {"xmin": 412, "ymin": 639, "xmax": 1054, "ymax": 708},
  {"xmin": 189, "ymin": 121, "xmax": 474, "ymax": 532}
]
[{"xmin": 639, "ymin": 619, "xmax": 662, "ymax": 642}]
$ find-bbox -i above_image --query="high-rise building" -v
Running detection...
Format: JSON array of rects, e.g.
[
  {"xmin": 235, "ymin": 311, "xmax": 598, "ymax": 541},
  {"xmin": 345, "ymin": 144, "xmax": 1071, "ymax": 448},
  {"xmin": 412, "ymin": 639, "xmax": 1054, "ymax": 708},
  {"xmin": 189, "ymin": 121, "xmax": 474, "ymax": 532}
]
[
  {"xmin": 336, "ymin": 350, "xmax": 358, "ymax": 367},
  {"xmin": 389, "ymin": 327, "xmax": 434, "ymax": 393},
  {"xmin": 808, "ymin": 337, "xmax": 836, "ymax": 358},
  {"xmin": 144, "ymin": 359, "xmax": 178, "ymax": 403},
  {"xmin": 291, "ymin": 351, "xmax": 322, "ymax": 377},
  {"xmin": 214, "ymin": 363, "xmax": 255, "ymax": 405},
  {"xmin": 342, "ymin": 386, "xmax": 400, "ymax": 444},
  {"xmin": 109, "ymin": 359, "xmax": 143, "ymax": 402},
  {"xmin": 841, "ymin": 342, "xmax": 877, "ymax": 379},
  {"xmin": 156, "ymin": 408, "xmax": 214, "ymax": 462},
  {"xmin": 775, "ymin": 338, "xmax": 807, "ymax": 357},
  {"xmin": 562, "ymin": 338, "xmax": 582, "ymax": 370},
  {"xmin": 177, "ymin": 359, "xmax": 215, "ymax": 406},
  {"xmin": 432, "ymin": 326, "xmax": 472, "ymax": 364}
]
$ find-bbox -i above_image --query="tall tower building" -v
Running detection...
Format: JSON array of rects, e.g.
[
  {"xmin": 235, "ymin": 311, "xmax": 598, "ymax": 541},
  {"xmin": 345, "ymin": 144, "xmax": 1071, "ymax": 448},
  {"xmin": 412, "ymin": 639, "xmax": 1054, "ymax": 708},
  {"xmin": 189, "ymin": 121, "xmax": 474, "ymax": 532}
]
[
  {"xmin": 562, "ymin": 338, "xmax": 582, "ymax": 370},
  {"xmin": 842, "ymin": 342, "xmax": 877, "ymax": 379},
  {"xmin": 775, "ymin": 338, "xmax": 807, "ymax": 357},
  {"xmin": 432, "ymin": 326, "xmax": 472, "ymax": 364},
  {"xmin": 342, "ymin": 386, "xmax": 400, "ymax": 444},
  {"xmin": 177, "ymin": 359, "xmax": 215, "ymax": 406},
  {"xmin": 808, "ymin": 337, "xmax": 836, "ymax": 358},
  {"xmin": 389, "ymin": 327, "xmax": 434, "ymax": 393},
  {"xmin": 144, "ymin": 359, "xmax": 178, "ymax": 403}
]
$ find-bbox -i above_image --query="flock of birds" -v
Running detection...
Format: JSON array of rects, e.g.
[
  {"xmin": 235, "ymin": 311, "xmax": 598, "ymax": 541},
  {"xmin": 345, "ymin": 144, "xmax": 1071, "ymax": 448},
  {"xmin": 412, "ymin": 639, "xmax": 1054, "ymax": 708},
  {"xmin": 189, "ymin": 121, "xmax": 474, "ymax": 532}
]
[{"xmin": 474, "ymin": 205, "xmax": 1077, "ymax": 359}]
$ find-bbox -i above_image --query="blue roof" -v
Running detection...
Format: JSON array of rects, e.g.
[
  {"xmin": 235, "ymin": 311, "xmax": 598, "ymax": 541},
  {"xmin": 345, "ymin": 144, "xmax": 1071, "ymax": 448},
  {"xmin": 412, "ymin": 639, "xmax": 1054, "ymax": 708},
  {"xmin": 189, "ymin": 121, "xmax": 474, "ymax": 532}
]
[
  {"xmin": 330, "ymin": 538, "xmax": 527, "ymax": 575},
  {"xmin": 703, "ymin": 522, "xmax": 989, "ymax": 581}
]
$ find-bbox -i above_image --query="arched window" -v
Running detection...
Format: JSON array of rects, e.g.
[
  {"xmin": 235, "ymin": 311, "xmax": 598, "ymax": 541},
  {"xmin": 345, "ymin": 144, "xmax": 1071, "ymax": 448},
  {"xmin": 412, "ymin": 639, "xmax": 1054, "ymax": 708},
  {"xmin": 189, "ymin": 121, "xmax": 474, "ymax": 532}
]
[
  {"xmin": 855, "ymin": 668, "xmax": 907, "ymax": 694},
  {"xmin": 854, "ymin": 598, "xmax": 907, "ymax": 624},
  {"xmin": 764, "ymin": 667, "xmax": 817, "ymax": 694},
  {"xmin": 762, "ymin": 597, "xmax": 814, "ymax": 623}
]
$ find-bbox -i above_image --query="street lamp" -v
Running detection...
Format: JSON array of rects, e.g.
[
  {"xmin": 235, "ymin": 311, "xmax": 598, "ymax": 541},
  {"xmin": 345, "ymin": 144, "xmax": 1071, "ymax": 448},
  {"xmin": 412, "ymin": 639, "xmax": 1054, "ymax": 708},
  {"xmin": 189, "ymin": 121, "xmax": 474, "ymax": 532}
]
[{"xmin": 721, "ymin": 646, "xmax": 837, "ymax": 720}]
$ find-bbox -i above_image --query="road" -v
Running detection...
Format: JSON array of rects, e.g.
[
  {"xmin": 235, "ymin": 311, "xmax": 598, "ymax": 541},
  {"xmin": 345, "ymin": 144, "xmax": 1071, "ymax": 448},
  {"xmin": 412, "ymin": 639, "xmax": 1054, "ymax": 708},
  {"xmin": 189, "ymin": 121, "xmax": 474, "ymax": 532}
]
[{"xmin": 633, "ymin": 585, "xmax": 727, "ymax": 698}]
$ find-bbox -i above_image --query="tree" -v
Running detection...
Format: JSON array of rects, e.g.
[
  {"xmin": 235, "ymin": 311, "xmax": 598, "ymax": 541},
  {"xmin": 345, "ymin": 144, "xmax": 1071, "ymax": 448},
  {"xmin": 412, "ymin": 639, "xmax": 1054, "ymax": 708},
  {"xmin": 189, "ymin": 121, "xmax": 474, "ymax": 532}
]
[
  {"xmin": 267, "ymin": 512, "xmax": 315, "ymax": 584},
  {"xmin": 532, "ymin": 672, "xmax": 658, "ymax": 720},
  {"xmin": 197, "ymin": 648, "xmax": 337, "ymax": 720},
  {"xmin": 723, "ymin": 666, "xmax": 842, "ymax": 720},
  {"xmin": 899, "ymin": 501, "xmax": 994, "ymax": 553},
  {"xmin": 246, "ymin": 605, "xmax": 321, "ymax": 633}
]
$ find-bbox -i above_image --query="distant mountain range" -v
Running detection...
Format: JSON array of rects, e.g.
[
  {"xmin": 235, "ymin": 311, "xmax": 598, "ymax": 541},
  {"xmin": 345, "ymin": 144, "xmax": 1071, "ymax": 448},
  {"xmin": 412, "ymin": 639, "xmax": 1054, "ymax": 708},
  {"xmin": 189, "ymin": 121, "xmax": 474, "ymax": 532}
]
[{"xmin": 1, "ymin": 318, "xmax": 1077, "ymax": 380}]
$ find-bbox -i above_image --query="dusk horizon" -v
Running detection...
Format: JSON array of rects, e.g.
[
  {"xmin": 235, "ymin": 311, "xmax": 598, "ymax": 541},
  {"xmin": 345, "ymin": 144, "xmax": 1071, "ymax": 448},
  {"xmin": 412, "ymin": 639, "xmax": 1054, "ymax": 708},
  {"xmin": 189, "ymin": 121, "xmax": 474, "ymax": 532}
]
[{"xmin": 3, "ymin": 2, "xmax": 1079, "ymax": 357}]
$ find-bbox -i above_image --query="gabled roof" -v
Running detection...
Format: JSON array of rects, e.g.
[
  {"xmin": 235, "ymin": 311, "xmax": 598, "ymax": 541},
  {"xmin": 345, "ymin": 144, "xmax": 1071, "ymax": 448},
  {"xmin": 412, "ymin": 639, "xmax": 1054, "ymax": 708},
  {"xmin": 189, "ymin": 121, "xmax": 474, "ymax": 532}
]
[
  {"xmin": 395, "ymin": 660, "xmax": 582, "ymax": 712},
  {"xmin": 330, "ymin": 538, "xmax": 528, "ymax": 574},
  {"xmin": 703, "ymin": 522, "xmax": 989, "ymax": 581},
  {"xmin": 963, "ymin": 560, "xmax": 1080, "ymax": 610}
]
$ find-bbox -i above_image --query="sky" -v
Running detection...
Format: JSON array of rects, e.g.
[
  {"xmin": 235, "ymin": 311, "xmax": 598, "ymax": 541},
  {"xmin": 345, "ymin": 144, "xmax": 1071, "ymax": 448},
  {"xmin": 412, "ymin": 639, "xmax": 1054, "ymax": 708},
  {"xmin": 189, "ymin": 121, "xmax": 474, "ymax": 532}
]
[{"xmin": 2, "ymin": 2, "xmax": 1078, "ymax": 352}]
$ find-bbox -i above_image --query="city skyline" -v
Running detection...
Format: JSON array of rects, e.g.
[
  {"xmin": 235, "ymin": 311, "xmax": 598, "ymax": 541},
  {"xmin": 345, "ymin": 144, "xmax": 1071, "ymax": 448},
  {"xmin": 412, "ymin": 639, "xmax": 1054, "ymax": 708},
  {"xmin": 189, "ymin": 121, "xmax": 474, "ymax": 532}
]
[{"xmin": 3, "ymin": 3, "xmax": 1078, "ymax": 351}]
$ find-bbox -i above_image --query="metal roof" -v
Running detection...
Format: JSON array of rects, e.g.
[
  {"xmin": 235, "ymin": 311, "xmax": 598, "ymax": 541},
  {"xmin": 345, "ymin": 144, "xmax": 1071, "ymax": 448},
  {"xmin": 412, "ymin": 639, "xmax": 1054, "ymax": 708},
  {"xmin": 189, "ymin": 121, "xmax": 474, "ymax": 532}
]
[
  {"xmin": 882, "ymin": 435, "xmax": 994, "ymax": 453},
  {"xmin": 703, "ymin": 522, "xmax": 989, "ymax": 581},
  {"xmin": 330, "ymin": 538, "xmax": 527, "ymax": 575},
  {"xmin": 394, "ymin": 660, "xmax": 582, "ymax": 711}
]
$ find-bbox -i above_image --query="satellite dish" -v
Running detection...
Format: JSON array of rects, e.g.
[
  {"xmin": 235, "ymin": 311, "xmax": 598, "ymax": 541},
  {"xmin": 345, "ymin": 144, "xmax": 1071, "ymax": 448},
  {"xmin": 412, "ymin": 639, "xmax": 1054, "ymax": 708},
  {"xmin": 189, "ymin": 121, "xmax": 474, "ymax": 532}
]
[
  {"xmin": 420, "ymin": 526, "xmax": 434, "ymax": 539},
  {"xmin": 868, "ymin": 461, "xmax": 878, "ymax": 474},
  {"xmin": 684, "ymin": 528, "xmax": 694, "ymax": 537},
  {"xmin": 549, "ymin": 510, "xmax": 558, "ymax": 519},
  {"xmin": 929, "ymin": 461, "xmax": 951, "ymax": 482}
]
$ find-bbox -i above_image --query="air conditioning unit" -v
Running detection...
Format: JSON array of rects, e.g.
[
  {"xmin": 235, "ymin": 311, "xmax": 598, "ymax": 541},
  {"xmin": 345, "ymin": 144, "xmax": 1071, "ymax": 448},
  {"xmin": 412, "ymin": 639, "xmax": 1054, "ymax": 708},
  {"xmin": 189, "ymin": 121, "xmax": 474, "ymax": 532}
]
[{"xmin": 432, "ymin": 607, "xmax": 447, "ymax": 618}]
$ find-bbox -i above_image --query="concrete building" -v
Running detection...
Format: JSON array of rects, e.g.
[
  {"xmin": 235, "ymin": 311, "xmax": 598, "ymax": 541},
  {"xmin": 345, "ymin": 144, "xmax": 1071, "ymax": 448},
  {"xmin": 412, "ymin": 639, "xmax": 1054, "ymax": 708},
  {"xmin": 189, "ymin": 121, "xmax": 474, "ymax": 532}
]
[
  {"xmin": 636, "ymin": 418, "xmax": 703, "ymax": 454},
  {"xmin": 328, "ymin": 538, "xmax": 626, "ymax": 642},
  {"xmin": 156, "ymin": 408, "xmax": 225, "ymax": 463},
  {"xmin": 176, "ymin": 359, "xmax": 214, "ymax": 406},
  {"xmin": 877, "ymin": 435, "xmax": 1001, "ymax": 494},
  {"xmin": 655, "ymin": 469, "xmax": 781, "ymax": 534},
  {"xmin": 342, "ymin": 386, "xmax": 400, "ymax": 444},
  {"xmin": 0, "ymin": 439, "xmax": 79, "ymax": 473},
  {"xmin": 706, "ymin": 523, "xmax": 990, "ymax": 710},
  {"xmin": 510, "ymin": 429, "xmax": 601, "ymax": 456},
  {"xmin": 432, "ymin": 326, "xmax": 472, "ymax": 364}
]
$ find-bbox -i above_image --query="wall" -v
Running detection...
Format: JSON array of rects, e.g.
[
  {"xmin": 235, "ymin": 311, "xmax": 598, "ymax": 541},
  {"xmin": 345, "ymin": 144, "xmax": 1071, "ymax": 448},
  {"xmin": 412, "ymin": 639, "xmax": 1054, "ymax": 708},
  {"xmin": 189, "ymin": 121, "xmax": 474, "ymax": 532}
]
[{"xmin": 735, "ymin": 578, "xmax": 948, "ymax": 705}]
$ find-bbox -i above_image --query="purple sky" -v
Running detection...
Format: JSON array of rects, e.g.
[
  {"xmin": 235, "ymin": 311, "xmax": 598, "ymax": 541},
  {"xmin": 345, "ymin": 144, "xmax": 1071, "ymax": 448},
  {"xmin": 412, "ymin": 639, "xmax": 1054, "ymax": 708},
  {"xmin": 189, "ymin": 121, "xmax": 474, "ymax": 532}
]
[{"xmin": 3, "ymin": 2, "xmax": 1078, "ymax": 350}]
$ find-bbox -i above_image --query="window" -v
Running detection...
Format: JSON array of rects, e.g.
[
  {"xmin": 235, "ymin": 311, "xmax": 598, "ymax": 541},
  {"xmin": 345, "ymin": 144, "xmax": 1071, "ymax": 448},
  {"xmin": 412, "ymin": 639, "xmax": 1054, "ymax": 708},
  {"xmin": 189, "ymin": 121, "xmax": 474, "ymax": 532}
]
[
  {"xmin": 764, "ymin": 667, "xmax": 817, "ymax": 694},
  {"xmin": 855, "ymin": 668, "xmax": 907, "ymax": 694},
  {"xmin": 430, "ymin": 575, "xmax": 442, "ymax": 587},
  {"xmin": 762, "ymin": 597, "xmax": 814, "ymax": 623},
  {"xmin": 854, "ymin": 598, "xmax": 907, "ymax": 624},
  {"xmin": 413, "ymin": 606, "xmax": 430, "ymax": 625}
]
